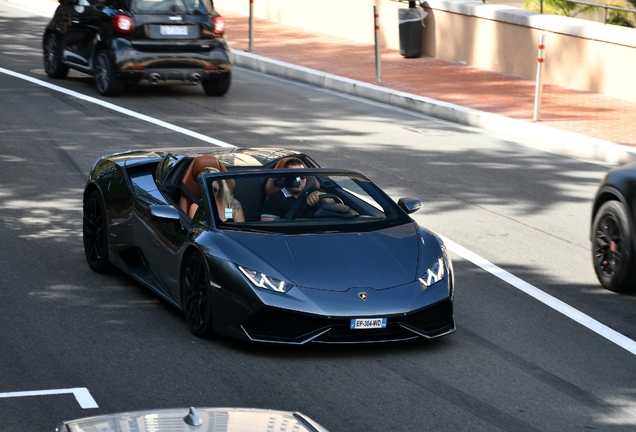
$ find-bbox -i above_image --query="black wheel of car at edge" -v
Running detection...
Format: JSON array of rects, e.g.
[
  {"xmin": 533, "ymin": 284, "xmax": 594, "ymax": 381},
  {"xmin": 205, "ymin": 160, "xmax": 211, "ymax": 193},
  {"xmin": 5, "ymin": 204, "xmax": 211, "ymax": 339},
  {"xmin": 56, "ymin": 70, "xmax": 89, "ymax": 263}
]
[
  {"xmin": 182, "ymin": 252, "xmax": 215, "ymax": 337},
  {"xmin": 592, "ymin": 200, "xmax": 636, "ymax": 293},
  {"xmin": 83, "ymin": 191, "xmax": 111, "ymax": 273}
]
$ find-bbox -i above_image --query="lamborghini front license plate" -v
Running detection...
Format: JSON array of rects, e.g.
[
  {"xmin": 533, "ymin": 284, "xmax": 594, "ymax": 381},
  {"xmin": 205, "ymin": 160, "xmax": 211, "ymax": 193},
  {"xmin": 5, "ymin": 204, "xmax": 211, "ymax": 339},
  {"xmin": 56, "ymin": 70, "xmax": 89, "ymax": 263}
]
[
  {"xmin": 350, "ymin": 318, "xmax": 387, "ymax": 329},
  {"xmin": 160, "ymin": 25, "xmax": 188, "ymax": 36}
]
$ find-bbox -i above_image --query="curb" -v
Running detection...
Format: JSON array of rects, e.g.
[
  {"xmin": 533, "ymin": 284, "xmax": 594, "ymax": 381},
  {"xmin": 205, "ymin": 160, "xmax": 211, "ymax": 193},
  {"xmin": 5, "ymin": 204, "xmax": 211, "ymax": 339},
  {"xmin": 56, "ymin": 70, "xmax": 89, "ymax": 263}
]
[{"xmin": 233, "ymin": 50, "xmax": 636, "ymax": 165}]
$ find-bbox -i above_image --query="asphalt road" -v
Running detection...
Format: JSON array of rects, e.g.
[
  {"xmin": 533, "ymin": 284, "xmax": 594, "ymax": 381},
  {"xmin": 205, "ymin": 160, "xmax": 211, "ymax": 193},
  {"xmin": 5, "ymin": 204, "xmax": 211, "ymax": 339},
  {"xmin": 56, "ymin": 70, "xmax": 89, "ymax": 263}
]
[{"xmin": 1, "ymin": 3, "xmax": 636, "ymax": 431}]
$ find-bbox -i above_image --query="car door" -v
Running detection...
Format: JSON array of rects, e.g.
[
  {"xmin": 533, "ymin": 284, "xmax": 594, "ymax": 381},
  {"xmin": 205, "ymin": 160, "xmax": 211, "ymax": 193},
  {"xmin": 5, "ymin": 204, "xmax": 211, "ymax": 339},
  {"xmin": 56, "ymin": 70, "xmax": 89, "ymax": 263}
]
[{"xmin": 60, "ymin": 0, "xmax": 101, "ymax": 67}]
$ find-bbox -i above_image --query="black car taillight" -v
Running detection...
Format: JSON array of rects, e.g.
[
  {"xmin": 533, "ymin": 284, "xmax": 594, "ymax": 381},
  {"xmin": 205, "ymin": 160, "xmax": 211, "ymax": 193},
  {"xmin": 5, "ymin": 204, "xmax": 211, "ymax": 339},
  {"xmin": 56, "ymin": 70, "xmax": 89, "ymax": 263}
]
[
  {"xmin": 212, "ymin": 15, "xmax": 225, "ymax": 35},
  {"xmin": 113, "ymin": 14, "xmax": 134, "ymax": 34}
]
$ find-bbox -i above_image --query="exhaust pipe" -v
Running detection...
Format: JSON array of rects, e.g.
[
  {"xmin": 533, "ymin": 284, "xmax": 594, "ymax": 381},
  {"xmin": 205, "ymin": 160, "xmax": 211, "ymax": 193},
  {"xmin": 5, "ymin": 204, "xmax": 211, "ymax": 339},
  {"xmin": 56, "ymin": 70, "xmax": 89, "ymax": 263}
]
[
  {"xmin": 150, "ymin": 73, "xmax": 161, "ymax": 85},
  {"xmin": 190, "ymin": 73, "xmax": 201, "ymax": 85}
]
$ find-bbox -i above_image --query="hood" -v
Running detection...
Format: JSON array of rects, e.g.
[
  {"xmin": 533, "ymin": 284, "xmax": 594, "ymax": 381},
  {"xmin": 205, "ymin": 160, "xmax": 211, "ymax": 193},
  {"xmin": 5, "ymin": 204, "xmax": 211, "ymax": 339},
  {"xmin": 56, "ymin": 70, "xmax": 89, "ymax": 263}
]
[{"xmin": 225, "ymin": 223, "xmax": 420, "ymax": 291}]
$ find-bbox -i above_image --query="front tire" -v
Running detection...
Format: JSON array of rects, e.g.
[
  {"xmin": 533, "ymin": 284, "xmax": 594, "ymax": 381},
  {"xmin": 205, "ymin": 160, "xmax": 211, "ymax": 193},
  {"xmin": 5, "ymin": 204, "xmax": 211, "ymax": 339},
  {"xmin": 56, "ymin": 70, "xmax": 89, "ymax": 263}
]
[
  {"xmin": 202, "ymin": 74, "xmax": 231, "ymax": 96},
  {"xmin": 43, "ymin": 34, "xmax": 69, "ymax": 79},
  {"xmin": 182, "ymin": 252, "xmax": 215, "ymax": 337},
  {"xmin": 592, "ymin": 200, "xmax": 636, "ymax": 292},
  {"xmin": 83, "ymin": 190, "xmax": 111, "ymax": 273},
  {"xmin": 95, "ymin": 50, "xmax": 125, "ymax": 96}
]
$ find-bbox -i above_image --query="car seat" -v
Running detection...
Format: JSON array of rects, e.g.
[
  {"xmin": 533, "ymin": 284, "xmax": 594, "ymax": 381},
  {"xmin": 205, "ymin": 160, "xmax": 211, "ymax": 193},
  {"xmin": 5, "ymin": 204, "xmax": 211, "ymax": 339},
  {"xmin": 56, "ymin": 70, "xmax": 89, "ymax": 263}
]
[
  {"xmin": 179, "ymin": 155, "xmax": 235, "ymax": 216},
  {"xmin": 264, "ymin": 157, "xmax": 319, "ymax": 199}
]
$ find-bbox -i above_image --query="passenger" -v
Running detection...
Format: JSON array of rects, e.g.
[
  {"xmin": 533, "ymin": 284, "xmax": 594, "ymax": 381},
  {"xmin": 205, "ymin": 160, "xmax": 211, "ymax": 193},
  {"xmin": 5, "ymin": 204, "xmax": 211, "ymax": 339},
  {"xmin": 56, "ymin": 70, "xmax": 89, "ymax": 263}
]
[
  {"xmin": 190, "ymin": 167, "xmax": 245, "ymax": 222},
  {"xmin": 261, "ymin": 158, "xmax": 331, "ymax": 221}
]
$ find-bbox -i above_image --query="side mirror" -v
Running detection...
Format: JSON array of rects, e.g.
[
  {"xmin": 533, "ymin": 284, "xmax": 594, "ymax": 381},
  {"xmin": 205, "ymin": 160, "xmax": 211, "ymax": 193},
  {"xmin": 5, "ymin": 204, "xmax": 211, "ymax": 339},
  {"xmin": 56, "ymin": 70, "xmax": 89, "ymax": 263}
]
[{"xmin": 397, "ymin": 197, "xmax": 422, "ymax": 214}]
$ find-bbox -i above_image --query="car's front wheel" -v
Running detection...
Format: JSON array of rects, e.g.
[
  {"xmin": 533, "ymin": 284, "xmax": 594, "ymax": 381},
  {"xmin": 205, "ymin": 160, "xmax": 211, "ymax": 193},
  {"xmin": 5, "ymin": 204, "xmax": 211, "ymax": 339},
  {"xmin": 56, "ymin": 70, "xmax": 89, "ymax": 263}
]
[
  {"xmin": 592, "ymin": 200, "xmax": 636, "ymax": 292},
  {"xmin": 43, "ymin": 34, "xmax": 69, "ymax": 79},
  {"xmin": 202, "ymin": 74, "xmax": 231, "ymax": 96},
  {"xmin": 83, "ymin": 190, "xmax": 111, "ymax": 273},
  {"xmin": 182, "ymin": 252, "xmax": 215, "ymax": 337},
  {"xmin": 95, "ymin": 50, "xmax": 125, "ymax": 96}
]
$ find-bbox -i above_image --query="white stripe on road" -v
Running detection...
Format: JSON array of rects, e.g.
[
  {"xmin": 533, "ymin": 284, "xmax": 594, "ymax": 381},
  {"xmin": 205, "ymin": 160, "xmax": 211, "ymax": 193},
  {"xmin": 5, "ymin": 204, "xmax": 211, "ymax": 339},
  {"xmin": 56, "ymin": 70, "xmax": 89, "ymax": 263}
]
[
  {"xmin": 0, "ymin": 387, "xmax": 99, "ymax": 409},
  {"xmin": 3, "ymin": 66, "xmax": 636, "ymax": 357},
  {"xmin": 443, "ymin": 236, "xmax": 636, "ymax": 356},
  {"xmin": 0, "ymin": 67, "xmax": 235, "ymax": 148}
]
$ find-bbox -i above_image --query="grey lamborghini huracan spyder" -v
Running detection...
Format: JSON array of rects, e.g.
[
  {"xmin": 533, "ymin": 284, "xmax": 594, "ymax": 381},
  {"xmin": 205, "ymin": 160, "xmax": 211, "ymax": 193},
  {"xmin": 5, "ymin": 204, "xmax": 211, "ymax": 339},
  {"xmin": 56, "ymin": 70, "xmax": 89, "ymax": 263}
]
[{"xmin": 82, "ymin": 147, "xmax": 455, "ymax": 344}]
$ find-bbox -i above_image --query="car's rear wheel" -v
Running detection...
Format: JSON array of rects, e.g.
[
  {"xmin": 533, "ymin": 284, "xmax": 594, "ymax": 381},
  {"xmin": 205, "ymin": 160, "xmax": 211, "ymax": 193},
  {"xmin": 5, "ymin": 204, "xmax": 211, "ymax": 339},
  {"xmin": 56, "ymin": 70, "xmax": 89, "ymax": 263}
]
[
  {"xmin": 182, "ymin": 252, "xmax": 215, "ymax": 337},
  {"xmin": 202, "ymin": 74, "xmax": 231, "ymax": 96},
  {"xmin": 592, "ymin": 200, "xmax": 636, "ymax": 292},
  {"xmin": 43, "ymin": 34, "xmax": 69, "ymax": 79},
  {"xmin": 95, "ymin": 50, "xmax": 125, "ymax": 96},
  {"xmin": 83, "ymin": 190, "xmax": 111, "ymax": 273}
]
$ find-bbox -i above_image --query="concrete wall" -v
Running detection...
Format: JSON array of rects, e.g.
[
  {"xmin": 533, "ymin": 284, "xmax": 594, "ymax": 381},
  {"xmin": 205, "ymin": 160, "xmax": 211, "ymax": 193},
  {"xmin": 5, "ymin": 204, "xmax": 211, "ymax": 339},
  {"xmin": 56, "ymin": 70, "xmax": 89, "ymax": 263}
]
[{"xmin": 214, "ymin": 0, "xmax": 636, "ymax": 102}]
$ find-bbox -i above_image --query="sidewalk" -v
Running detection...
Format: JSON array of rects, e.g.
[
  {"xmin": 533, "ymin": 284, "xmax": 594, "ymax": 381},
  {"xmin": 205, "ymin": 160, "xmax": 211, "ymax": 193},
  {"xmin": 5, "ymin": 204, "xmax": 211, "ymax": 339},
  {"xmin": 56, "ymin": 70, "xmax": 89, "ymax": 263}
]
[
  {"xmin": 220, "ymin": 10, "xmax": 636, "ymax": 164},
  {"xmin": 5, "ymin": 0, "xmax": 636, "ymax": 163}
]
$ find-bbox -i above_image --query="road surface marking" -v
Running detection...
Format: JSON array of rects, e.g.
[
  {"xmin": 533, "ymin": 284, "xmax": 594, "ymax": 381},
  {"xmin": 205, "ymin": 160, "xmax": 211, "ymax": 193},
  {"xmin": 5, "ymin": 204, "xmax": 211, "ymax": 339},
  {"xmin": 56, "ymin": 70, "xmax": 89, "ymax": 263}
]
[
  {"xmin": 443, "ymin": 236, "xmax": 636, "ymax": 356},
  {"xmin": 0, "ymin": 67, "xmax": 234, "ymax": 148},
  {"xmin": 0, "ymin": 387, "xmax": 99, "ymax": 409}
]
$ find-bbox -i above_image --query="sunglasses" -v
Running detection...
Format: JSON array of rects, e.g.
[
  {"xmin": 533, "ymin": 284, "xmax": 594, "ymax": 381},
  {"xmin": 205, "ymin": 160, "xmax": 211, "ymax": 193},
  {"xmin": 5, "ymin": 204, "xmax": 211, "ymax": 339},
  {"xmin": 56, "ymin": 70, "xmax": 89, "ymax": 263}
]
[{"xmin": 213, "ymin": 186, "xmax": 219, "ymax": 193}]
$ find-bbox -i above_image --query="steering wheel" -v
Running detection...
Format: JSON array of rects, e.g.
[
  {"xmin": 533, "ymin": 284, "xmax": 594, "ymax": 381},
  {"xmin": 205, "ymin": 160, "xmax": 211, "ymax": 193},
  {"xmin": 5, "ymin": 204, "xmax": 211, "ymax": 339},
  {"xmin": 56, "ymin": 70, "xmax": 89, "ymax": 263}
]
[{"xmin": 292, "ymin": 193, "xmax": 345, "ymax": 219}]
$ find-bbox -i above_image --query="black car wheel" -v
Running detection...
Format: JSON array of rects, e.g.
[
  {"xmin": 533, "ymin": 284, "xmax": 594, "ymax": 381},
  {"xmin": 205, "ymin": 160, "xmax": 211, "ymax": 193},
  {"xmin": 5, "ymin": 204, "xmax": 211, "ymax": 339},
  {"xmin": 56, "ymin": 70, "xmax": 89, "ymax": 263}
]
[
  {"xmin": 95, "ymin": 50, "xmax": 125, "ymax": 96},
  {"xmin": 182, "ymin": 252, "xmax": 215, "ymax": 337},
  {"xmin": 202, "ymin": 74, "xmax": 231, "ymax": 96},
  {"xmin": 592, "ymin": 200, "xmax": 636, "ymax": 292},
  {"xmin": 43, "ymin": 34, "xmax": 69, "ymax": 79},
  {"xmin": 83, "ymin": 191, "xmax": 111, "ymax": 273}
]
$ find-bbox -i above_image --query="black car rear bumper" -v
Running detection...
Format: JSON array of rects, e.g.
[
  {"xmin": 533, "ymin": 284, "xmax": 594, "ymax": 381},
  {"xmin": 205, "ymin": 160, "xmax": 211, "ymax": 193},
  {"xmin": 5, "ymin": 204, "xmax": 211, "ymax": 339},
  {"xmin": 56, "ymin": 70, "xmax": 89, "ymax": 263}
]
[{"xmin": 112, "ymin": 38, "xmax": 232, "ymax": 83}]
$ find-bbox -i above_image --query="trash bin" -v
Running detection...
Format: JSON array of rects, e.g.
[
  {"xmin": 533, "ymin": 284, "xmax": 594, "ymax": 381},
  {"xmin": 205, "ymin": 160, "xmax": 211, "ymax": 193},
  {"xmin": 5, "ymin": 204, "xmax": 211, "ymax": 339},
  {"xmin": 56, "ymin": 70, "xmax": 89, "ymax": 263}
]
[{"xmin": 398, "ymin": 7, "xmax": 427, "ymax": 58}]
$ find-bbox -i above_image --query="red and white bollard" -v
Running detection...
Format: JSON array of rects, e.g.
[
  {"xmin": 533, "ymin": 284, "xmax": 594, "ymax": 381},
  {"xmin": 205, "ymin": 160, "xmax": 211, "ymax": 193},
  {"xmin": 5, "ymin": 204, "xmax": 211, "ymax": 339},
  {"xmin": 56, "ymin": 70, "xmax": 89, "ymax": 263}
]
[
  {"xmin": 248, "ymin": 0, "xmax": 254, "ymax": 52},
  {"xmin": 374, "ymin": 5, "xmax": 382, "ymax": 83},
  {"xmin": 533, "ymin": 34, "xmax": 545, "ymax": 122}
]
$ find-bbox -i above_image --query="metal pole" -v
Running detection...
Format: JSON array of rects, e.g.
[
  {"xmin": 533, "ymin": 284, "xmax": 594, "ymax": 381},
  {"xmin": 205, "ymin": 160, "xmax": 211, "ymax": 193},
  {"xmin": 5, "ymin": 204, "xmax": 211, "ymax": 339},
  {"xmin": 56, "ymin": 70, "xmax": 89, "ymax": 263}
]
[
  {"xmin": 533, "ymin": 34, "xmax": 545, "ymax": 122},
  {"xmin": 248, "ymin": 0, "xmax": 254, "ymax": 52},
  {"xmin": 374, "ymin": 5, "xmax": 381, "ymax": 83}
]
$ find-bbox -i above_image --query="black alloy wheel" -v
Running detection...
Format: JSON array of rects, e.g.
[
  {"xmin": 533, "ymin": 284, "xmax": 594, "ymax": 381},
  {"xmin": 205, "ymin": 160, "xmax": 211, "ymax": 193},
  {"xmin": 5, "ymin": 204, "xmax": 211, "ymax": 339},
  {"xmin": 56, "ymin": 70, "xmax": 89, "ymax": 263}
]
[
  {"xmin": 182, "ymin": 252, "xmax": 215, "ymax": 337},
  {"xmin": 43, "ymin": 34, "xmax": 69, "ymax": 79},
  {"xmin": 592, "ymin": 200, "xmax": 636, "ymax": 292},
  {"xmin": 202, "ymin": 74, "xmax": 231, "ymax": 96},
  {"xmin": 95, "ymin": 51, "xmax": 125, "ymax": 96},
  {"xmin": 83, "ymin": 191, "xmax": 111, "ymax": 273}
]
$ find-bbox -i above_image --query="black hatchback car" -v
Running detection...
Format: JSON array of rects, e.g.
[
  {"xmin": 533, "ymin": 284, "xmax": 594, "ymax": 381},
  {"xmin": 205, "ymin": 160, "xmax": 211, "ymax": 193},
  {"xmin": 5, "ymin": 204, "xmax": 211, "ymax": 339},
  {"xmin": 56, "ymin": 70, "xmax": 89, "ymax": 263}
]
[
  {"xmin": 43, "ymin": 0, "xmax": 232, "ymax": 96},
  {"xmin": 591, "ymin": 161, "xmax": 636, "ymax": 293}
]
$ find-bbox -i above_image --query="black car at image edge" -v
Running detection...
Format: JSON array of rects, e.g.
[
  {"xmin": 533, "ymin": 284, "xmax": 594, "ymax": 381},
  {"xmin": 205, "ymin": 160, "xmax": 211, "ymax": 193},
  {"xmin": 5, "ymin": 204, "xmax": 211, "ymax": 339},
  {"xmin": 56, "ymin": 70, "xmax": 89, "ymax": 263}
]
[
  {"xmin": 43, "ymin": 0, "xmax": 232, "ymax": 96},
  {"xmin": 591, "ymin": 161, "xmax": 636, "ymax": 293}
]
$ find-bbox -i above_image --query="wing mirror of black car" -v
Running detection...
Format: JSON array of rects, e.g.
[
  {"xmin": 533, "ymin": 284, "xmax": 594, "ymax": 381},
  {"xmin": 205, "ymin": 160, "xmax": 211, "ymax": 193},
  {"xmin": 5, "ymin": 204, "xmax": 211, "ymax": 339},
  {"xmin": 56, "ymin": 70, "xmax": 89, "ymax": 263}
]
[
  {"xmin": 397, "ymin": 197, "xmax": 422, "ymax": 214},
  {"xmin": 273, "ymin": 177, "xmax": 301, "ymax": 188}
]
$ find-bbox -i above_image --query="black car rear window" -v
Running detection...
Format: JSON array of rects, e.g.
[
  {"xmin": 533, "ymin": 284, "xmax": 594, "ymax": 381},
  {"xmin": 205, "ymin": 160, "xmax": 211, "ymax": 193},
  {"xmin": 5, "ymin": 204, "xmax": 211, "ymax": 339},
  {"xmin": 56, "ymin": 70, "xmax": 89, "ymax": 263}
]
[{"xmin": 131, "ymin": 0, "xmax": 214, "ymax": 14}]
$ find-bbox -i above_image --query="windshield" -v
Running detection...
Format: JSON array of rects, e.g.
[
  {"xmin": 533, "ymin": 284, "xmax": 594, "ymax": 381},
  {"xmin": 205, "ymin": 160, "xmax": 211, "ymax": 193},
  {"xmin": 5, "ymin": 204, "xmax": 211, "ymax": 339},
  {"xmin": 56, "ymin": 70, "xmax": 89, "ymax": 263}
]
[
  {"xmin": 131, "ymin": 0, "xmax": 214, "ymax": 14},
  {"xmin": 198, "ymin": 169, "xmax": 412, "ymax": 234}
]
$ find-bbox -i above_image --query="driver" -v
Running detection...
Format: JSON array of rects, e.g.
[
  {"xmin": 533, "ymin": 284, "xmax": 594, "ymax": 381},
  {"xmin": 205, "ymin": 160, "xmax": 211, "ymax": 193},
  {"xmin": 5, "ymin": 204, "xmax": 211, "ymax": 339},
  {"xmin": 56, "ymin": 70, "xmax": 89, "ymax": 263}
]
[{"xmin": 260, "ymin": 158, "xmax": 332, "ymax": 221}]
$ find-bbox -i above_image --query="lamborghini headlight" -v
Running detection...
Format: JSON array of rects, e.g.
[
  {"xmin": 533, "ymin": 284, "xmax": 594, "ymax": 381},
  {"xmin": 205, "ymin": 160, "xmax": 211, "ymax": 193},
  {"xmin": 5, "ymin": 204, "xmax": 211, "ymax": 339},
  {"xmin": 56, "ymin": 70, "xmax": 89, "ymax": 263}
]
[
  {"xmin": 419, "ymin": 256, "xmax": 445, "ymax": 289},
  {"xmin": 238, "ymin": 266, "xmax": 294, "ymax": 293}
]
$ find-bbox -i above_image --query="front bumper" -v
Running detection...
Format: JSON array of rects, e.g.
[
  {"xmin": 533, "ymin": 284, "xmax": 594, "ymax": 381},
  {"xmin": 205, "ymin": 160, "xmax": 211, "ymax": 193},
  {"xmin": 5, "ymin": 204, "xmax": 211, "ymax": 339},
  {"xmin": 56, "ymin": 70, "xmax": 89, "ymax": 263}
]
[{"xmin": 215, "ymin": 275, "xmax": 455, "ymax": 344}]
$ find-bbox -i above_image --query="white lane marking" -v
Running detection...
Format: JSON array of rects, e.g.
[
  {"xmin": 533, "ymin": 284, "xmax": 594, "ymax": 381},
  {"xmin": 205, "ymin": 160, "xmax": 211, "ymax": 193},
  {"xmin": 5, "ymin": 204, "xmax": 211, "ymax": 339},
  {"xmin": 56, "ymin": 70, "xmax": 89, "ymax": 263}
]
[
  {"xmin": 0, "ymin": 387, "xmax": 99, "ymax": 409},
  {"xmin": 442, "ymin": 236, "xmax": 636, "ymax": 356},
  {"xmin": 0, "ymin": 67, "xmax": 235, "ymax": 148},
  {"xmin": 2, "ymin": 67, "xmax": 634, "ymax": 356}
]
